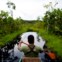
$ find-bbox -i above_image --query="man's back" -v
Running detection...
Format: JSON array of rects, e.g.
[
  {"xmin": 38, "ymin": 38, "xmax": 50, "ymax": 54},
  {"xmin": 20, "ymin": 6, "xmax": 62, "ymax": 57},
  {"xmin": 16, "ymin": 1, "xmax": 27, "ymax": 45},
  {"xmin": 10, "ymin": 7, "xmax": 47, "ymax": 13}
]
[{"xmin": 20, "ymin": 44, "xmax": 41, "ymax": 57}]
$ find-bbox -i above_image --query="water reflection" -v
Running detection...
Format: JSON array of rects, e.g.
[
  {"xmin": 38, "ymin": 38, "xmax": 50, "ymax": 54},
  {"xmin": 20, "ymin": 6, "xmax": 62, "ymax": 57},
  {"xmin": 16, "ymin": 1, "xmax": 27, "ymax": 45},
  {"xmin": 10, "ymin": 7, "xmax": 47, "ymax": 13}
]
[{"xmin": 14, "ymin": 32, "xmax": 45, "ymax": 58}]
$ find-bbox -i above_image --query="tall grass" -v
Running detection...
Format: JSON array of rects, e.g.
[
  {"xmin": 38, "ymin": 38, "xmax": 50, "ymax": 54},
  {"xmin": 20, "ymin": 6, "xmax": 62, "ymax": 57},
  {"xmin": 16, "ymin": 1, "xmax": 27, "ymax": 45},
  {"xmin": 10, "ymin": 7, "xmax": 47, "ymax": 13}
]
[
  {"xmin": 39, "ymin": 29, "xmax": 62, "ymax": 56},
  {"xmin": 0, "ymin": 22, "xmax": 62, "ymax": 57},
  {"xmin": 0, "ymin": 30, "xmax": 22, "ymax": 46}
]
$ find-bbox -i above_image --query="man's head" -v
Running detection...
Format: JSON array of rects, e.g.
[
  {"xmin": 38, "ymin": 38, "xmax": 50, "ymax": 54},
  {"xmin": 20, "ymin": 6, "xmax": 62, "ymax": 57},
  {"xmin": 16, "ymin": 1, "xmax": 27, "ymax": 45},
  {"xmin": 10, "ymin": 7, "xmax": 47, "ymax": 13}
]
[{"xmin": 28, "ymin": 35, "xmax": 34, "ymax": 44}]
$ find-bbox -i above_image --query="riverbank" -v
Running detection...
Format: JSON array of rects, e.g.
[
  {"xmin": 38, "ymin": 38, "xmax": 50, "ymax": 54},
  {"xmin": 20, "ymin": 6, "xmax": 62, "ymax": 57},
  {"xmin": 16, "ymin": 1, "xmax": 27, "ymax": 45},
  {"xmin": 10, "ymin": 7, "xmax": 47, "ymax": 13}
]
[
  {"xmin": 0, "ymin": 29, "xmax": 62, "ymax": 57},
  {"xmin": 0, "ymin": 26, "xmax": 62, "ymax": 59},
  {"xmin": 0, "ymin": 30, "xmax": 22, "ymax": 47},
  {"xmin": 38, "ymin": 29, "xmax": 62, "ymax": 57}
]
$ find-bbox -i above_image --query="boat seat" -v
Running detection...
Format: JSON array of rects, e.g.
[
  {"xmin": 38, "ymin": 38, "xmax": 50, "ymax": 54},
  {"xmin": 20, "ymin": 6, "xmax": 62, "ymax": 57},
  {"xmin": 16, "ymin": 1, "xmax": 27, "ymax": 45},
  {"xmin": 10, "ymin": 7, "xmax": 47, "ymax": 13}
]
[{"xmin": 22, "ymin": 57, "xmax": 41, "ymax": 62}]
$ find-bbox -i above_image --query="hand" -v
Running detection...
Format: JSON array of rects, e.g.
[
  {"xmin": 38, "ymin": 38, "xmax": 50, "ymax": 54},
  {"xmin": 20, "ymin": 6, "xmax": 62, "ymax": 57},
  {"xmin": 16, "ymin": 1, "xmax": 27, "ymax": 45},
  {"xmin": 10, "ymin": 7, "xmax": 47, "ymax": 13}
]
[{"xmin": 20, "ymin": 41, "xmax": 23, "ymax": 43}]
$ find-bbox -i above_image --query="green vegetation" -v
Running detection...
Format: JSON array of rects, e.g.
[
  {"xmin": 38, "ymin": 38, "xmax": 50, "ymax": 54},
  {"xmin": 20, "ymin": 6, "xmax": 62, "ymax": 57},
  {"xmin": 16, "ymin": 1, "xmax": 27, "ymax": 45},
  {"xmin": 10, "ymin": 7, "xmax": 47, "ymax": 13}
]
[
  {"xmin": 0, "ymin": 30, "xmax": 22, "ymax": 46},
  {"xmin": 38, "ymin": 29, "xmax": 62, "ymax": 56},
  {"xmin": 43, "ymin": 9, "xmax": 62, "ymax": 34},
  {"xmin": 0, "ymin": 8, "xmax": 62, "ymax": 57}
]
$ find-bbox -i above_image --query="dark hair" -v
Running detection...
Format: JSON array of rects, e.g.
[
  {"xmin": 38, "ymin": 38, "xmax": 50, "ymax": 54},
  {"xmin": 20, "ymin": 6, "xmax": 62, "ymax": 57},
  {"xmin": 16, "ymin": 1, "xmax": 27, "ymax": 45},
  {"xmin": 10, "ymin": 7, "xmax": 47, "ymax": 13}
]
[
  {"xmin": 28, "ymin": 35, "xmax": 34, "ymax": 44},
  {"xmin": 43, "ymin": 44, "xmax": 48, "ymax": 49},
  {"xmin": 39, "ymin": 50, "xmax": 43, "ymax": 53}
]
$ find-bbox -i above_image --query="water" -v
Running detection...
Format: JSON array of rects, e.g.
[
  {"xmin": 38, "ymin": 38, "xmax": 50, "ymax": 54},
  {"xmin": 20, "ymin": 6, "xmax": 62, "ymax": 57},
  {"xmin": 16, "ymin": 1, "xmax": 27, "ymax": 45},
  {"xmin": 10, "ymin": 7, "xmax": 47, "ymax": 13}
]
[{"xmin": 14, "ymin": 32, "xmax": 45, "ymax": 58}]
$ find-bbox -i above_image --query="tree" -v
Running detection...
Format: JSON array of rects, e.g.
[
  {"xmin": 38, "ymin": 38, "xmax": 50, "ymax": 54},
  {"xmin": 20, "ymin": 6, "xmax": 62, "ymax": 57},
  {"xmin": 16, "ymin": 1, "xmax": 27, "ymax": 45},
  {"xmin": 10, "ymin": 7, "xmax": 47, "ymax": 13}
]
[
  {"xmin": 7, "ymin": 0, "xmax": 16, "ymax": 17},
  {"xmin": 0, "ymin": 10, "xmax": 9, "ymax": 34},
  {"xmin": 43, "ymin": 8, "xmax": 62, "ymax": 34},
  {"xmin": 43, "ymin": 2, "xmax": 58, "ymax": 32},
  {"xmin": 44, "ymin": 2, "xmax": 58, "ymax": 11}
]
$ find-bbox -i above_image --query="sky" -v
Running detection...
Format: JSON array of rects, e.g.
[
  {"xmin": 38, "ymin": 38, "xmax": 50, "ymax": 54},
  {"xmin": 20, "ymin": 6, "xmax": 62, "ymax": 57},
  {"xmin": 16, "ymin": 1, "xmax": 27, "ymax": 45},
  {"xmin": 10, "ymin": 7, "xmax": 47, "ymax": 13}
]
[{"xmin": 0, "ymin": 0, "xmax": 62, "ymax": 20}]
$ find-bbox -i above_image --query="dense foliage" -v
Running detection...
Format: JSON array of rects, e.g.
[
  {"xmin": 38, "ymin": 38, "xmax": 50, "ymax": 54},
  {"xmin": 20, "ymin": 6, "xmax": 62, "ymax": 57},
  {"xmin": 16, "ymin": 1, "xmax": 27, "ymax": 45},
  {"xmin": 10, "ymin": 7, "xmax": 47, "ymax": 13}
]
[
  {"xmin": 43, "ymin": 9, "xmax": 62, "ymax": 35},
  {"xmin": 0, "ymin": 10, "xmax": 23, "ymax": 37},
  {"xmin": 0, "ymin": 9, "xmax": 62, "ymax": 57}
]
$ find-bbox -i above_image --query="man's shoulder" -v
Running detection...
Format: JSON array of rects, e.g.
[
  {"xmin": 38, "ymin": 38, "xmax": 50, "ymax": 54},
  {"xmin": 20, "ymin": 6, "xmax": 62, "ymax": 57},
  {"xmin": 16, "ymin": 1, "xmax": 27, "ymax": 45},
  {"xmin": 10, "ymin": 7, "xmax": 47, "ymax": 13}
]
[
  {"xmin": 34, "ymin": 46, "xmax": 42, "ymax": 52},
  {"xmin": 35, "ymin": 46, "xmax": 41, "ymax": 50},
  {"xmin": 20, "ymin": 45, "xmax": 29, "ymax": 52}
]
